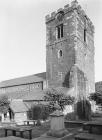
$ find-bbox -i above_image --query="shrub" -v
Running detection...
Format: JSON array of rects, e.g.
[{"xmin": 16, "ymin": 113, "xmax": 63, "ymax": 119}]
[
  {"xmin": 40, "ymin": 104, "xmax": 54, "ymax": 120},
  {"xmin": 41, "ymin": 105, "xmax": 51, "ymax": 120},
  {"xmin": 27, "ymin": 104, "xmax": 54, "ymax": 121},
  {"xmin": 27, "ymin": 110, "xmax": 33, "ymax": 120},
  {"xmin": 0, "ymin": 94, "xmax": 10, "ymax": 113},
  {"xmin": 64, "ymin": 112, "xmax": 76, "ymax": 121},
  {"xmin": 32, "ymin": 105, "xmax": 42, "ymax": 120},
  {"xmin": 44, "ymin": 88, "xmax": 75, "ymax": 111},
  {"xmin": 76, "ymin": 100, "xmax": 91, "ymax": 121},
  {"xmin": 89, "ymin": 92, "xmax": 102, "ymax": 105},
  {"xmin": 91, "ymin": 112, "xmax": 102, "ymax": 118}
]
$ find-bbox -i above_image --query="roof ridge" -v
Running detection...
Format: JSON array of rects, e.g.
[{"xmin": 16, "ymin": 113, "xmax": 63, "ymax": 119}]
[
  {"xmin": 0, "ymin": 72, "xmax": 46, "ymax": 83},
  {"xmin": 0, "ymin": 72, "xmax": 46, "ymax": 88}
]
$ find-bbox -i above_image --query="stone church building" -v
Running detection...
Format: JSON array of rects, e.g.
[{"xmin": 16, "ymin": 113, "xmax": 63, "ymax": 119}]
[{"xmin": 0, "ymin": 0, "xmax": 95, "ymax": 104}]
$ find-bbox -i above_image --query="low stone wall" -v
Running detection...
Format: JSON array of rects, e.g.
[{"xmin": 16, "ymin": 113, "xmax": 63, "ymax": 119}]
[{"xmin": 64, "ymin": 120, "xmax": 84, "ymax": 128}]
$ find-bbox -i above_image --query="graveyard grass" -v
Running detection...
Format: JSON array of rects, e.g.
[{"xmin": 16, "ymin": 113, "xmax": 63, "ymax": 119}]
[
  {"xmin": 0, "ymin": 122, "xmax": 50, "ymax": 139},
  {"xmin": 0, "ymin": 121, "xmax": 81, "ymax": 140},
  {"xmin": 0, "ymin": 112, "xmax": 102, "ymax": 140}
]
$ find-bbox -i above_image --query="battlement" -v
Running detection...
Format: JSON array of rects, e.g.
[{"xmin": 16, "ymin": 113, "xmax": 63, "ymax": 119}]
[{"xmin": 45, "ymin": 0, "xmax": 94, "ymax": 32}]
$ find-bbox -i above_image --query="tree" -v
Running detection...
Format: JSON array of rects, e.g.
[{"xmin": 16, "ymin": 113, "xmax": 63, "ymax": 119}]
[
  {"xmin": 89, "ymin": 92, "xmax": 102, "ymax": 105},
  {"xmin": 0, "ymin": 94, "xmax": 10, "ymax": 113},
  {"xmin": 27, "ymin": 104, "xmax": 53, "ymax": 122},
  {"xmin": 40, "ymin": 104, "xmax": 53, "ymax": 120},
  {"xmin": 43, "ymin": 88, "xmax": 75, "ymax": 111}
]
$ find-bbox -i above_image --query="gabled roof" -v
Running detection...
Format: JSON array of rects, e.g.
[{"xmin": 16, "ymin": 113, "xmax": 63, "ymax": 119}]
[
  {"xmin": 10, "ymin": 100, "xmax": 29, "ymax": 113},
  {"xmin": 4, "ymin": 91, "xmax": 28, "ymax": 100},
  {"xmin": 34, "ymin": 72, "xmax": 46, "ymax": 80},
  {"xmin": 0, "ymin": 72, "xmax": 46, "ymax": 88},
  {"xmin": 20, "ymin": 90, "xmax": 44, "ymax": 101},
  {"xmin": 24, "ymin": 102, "xmax": 34, "ymax": 109},
  {"xmin": 4, "ymin": 90, "xmax": 44, "ymax": 101}
]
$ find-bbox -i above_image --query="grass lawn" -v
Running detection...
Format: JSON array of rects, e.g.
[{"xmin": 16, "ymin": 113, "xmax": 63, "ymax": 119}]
[
  {"xmin": 0, "ymin": 122, "xmax": 50, "ymax": 139},
  {"xmin": 0, "ymin": 121, "xmax": 82, "ymax": 139}
]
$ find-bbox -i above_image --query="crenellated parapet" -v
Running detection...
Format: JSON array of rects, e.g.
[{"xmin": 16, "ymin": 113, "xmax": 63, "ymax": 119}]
[{"xmin": 45, "ymin": 0, "xmax": 94, "ymax": 32}]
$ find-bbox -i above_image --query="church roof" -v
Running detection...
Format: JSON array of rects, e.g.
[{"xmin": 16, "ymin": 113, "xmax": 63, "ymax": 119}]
[
  {"xmin": 0, "ymin": 72, "xmax": 46, "ymax": 88},
  {"xmin": 20, "ymin": 90, "xmax": 44, "ymax": 101},
  {"xmin": 4, "ymin": 90, "xmax": 44, "ymax": 101},
  {"xmin": 4, "ymin": 91, "xmax": 27, "ymax": 100},
  {"xmin": 10, "ymin": 100, "xmax": 29, "ymax": 113}
]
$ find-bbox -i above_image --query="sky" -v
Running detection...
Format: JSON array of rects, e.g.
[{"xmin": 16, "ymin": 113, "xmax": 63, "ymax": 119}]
[{"xmin": 0, "ymin": 0, "xmax": 102, "ymax": 82}]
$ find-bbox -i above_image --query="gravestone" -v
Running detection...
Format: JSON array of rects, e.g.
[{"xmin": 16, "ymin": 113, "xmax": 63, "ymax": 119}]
[
  {"xmin": 47, "ymin": 106, "xmax": 68, "ymax": 138},
  {"xmin": 50, "ymin": 110, "xmax": 65, "ymax": 131}
]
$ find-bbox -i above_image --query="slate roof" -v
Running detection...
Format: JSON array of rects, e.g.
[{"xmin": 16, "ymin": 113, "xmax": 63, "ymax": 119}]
[
  {"xmin": 0, "ymin": 72, "xmax": 46, "ymax": 88},
  {"xmin": 24, "ymin": 102, "xmax": 34, "ymax": 109},
  {"xmin": 35, "ymin": 72, "xmax": 46, "ymax": 80},
  {"xmin": 10, "ymin": 100, "xmax": 29, "ymax": 113},
  {"xmin": 4, "ymin": 90, "xmax": 44, "ymax": 101},
  {"xmin": 20, "ymin": 90, "xmax": 44, "ymax": 101},
  {"xmin": 4, "ymin": 91, "xmax": 27, "ymax": 100}
]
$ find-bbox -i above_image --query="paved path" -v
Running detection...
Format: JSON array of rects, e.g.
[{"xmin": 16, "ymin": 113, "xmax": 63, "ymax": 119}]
[
  {"xmin": 32, "ymin": 133, "xmax": 73, "ymax": 140},
  {"xmin": 0, "ymin": 136, "xmax": 26, "ymax": 140}
]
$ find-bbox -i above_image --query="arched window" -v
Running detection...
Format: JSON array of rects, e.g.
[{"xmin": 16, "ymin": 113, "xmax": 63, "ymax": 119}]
[
  {"xmin": 84, "ymin": 28, "xmax": 87, "ymax": 42},
  {"xmin": 56, "ymin": 24, "xmax": 63, "ymax": 39},
  {"xmin": 58, "ymin": 50, "xmax": 63, "ymax": 58}
]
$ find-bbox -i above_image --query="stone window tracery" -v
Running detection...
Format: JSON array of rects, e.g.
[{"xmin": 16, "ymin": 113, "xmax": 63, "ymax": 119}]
[
  {"xmin": 84, "ymin": 28, "xmax": 87, "ymax": 42},
  {"xmin": 56, "ymin": 24, "xmax": 63, "ymax": 39}
]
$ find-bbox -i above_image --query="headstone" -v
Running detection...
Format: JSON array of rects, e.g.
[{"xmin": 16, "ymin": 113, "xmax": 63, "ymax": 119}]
[
  {"xmin": 50, "ymin": 110, "xmax": 65, "ymax": 131},
  {"xmin": 47, "ymin": 109, "xmax": 68, "ymax": 138}
]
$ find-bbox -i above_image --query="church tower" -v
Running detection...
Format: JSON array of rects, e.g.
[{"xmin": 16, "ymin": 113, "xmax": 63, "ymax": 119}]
[{"xmin": 45, "ymin": 0, "xmax": 95, "ymax": 99}]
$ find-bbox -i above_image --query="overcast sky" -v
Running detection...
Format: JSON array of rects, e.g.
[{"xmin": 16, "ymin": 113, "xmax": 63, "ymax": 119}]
[{"xmin": 0, "ymin": 0, "xmax": 102, "ymax": 82}]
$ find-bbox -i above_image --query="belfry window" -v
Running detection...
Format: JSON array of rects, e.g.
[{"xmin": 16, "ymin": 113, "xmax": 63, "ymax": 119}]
[
  {"xmin": 56, "ymin": 24, "xmax": 63, "ymax": 39},
  {"xmin": 84, "ymin": 28, "xmax": 87, "ymax": 42}
]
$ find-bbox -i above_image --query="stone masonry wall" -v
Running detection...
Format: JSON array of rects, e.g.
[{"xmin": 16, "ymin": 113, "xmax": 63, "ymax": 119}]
[
  {"xmin": 46, "ymin": 7, "xmax": 76, "ymax": 88},
  {"xmin": 75, "ymin": 10, "xmax": 95, "ymax": 94}
]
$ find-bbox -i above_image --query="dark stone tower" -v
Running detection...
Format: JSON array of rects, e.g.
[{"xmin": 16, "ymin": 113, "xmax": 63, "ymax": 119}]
[{"xmin": 45, "ymin": 0, "xmax": 95, "ymax": 99}]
